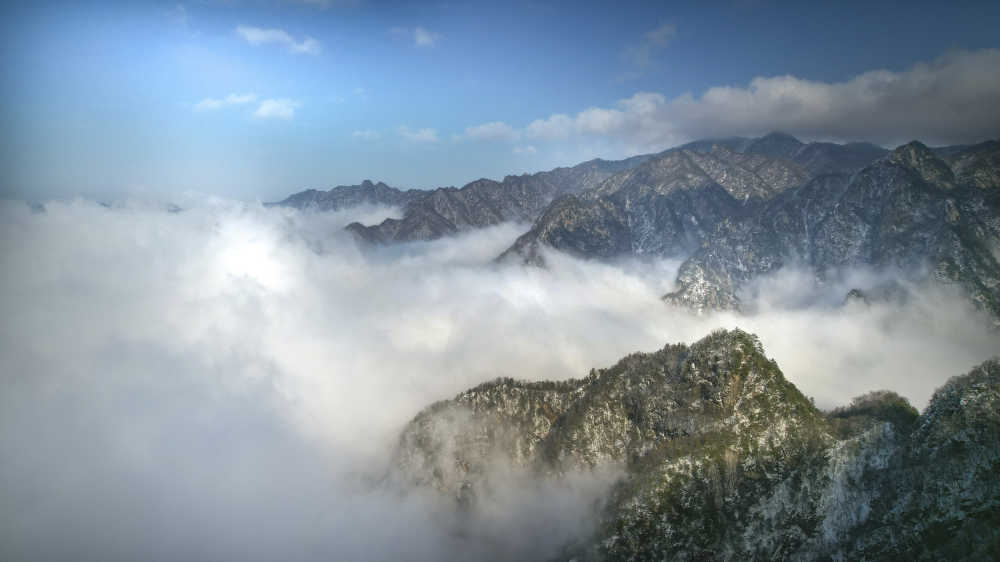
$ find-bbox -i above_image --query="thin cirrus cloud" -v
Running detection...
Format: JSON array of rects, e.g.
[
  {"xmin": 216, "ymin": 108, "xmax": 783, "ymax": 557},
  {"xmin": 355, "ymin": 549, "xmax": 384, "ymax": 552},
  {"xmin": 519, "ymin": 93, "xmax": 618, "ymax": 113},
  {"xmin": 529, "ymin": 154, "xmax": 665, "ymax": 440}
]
[
  {"xmin": 352, "ymin": 130, "xmax": 381, "ymax": 141},
  {"xmin": 193, "ymin": 94, "xmax": 300, "ymax": 120},
  {"xmin": 236, "ymin": 25, "xmax": 321, "ymax": 55},
  {"xmin": 620, "ymin": 22, "xmax": 676, "ymax": 81},
  {"xmin": 194, "ymin": 93, "xmax": 258, "ymax": 111},
  {"xmin": 461, "ymin": 121, "xmax": 521, "ymax": 141},
  {"xmin": 398, "ymin": 125, "xmax": 439, "ymax": 143},
  {"xmin": 390, "ymin": 26, "xmax": 442, "ymax": 47},
  {"xmin": 460, "ymin": 48, "xmax": 1000, "ymax": 151}
]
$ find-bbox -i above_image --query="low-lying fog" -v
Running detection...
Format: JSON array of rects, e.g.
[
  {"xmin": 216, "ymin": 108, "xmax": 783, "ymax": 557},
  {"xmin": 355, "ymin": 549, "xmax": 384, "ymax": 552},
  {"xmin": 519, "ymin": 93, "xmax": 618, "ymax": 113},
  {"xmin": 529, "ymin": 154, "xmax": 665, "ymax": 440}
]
[{"xmin": 1, "ymin": 198, "xmax": 997, "ymax": 561}]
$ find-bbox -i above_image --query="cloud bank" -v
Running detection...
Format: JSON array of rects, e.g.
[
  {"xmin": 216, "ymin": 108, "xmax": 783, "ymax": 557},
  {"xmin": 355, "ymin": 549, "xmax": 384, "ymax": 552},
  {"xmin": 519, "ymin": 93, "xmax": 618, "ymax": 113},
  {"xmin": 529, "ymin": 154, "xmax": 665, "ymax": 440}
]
[
  {"xmin": 0, "ymin": 199, "xmax": 997, "ymax": 561},
  {"xmin": 465, "ymin": 49, "xmax": 1000, "ymax": 152}
]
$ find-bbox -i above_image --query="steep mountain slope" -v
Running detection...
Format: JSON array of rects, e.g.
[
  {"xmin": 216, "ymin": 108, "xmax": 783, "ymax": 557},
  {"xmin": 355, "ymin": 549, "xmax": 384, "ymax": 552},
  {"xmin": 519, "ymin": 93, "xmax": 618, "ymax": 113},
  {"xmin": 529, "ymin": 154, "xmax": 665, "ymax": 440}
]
[
  {"xmin": 936, "ymin": 139, "xmax": 1000, "ymax": 190},
  {"xmin": 665, "ymin": 141, "xmax": 1000, "ymax": 319},
  {"xmin": 681, "ymin": 132, "xmax": 888, "ymax": 177},
  {"xmin": 391, "ymin": 330, "xmax": 1000, "ymax": 561},
  {"xmin": 500, "ymin": 143, "xmax": 812, "ymax": 264},
  {"xmin": 344, "ymin": 174, "xmax": 565, "ymax": 244}
]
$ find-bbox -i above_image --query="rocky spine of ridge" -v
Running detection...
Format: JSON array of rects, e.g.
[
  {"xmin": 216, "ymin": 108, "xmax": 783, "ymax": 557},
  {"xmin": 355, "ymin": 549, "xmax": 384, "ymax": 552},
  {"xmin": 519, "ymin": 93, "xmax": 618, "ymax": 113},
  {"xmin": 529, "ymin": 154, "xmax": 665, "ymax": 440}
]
[
  {"xmin": 664, "ymin": 140, "xmax": 1000, "ymax": 320},
  {"xmin": 390, "ymin": 329, "xmax": 1000, "ymax": 561},
  {"xmin": 499, "ymin": 141, "xmax": 816, "ymax": 265},
  {"xmin": 344, "ymin": 156, "xmax": 654, "ymax": 244},
  {"xmin": 267, "ymin": 179, "xmax": 423, "ymax": 211}
]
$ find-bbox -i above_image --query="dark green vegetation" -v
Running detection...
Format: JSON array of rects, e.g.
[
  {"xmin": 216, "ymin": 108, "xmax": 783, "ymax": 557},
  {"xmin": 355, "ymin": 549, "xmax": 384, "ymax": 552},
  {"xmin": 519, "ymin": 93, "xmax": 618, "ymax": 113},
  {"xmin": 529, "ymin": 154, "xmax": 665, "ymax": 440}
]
[{"xmin": 392, "ymin": 330, "xmax": 1000, "ymax": 561}]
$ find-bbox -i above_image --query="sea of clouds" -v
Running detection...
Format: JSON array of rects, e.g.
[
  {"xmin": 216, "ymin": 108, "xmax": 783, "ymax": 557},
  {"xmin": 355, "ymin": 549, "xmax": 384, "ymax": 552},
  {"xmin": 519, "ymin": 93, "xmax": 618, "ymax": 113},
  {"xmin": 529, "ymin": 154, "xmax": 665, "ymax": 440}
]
[{"xmin": 1, "ymin": 197, "xmax": 997, "ymax": 561}]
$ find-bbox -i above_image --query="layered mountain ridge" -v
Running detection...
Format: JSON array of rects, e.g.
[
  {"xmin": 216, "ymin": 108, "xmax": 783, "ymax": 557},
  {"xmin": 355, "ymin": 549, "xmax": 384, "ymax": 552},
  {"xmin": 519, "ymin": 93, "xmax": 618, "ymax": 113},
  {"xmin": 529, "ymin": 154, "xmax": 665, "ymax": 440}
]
[
  {"xmin": 271, "ymin": 133, "xmax": 1000, "ymax": 320},
  {"xmin": 390, "ymin": 329, "xmax": 1000, "ymax": 561},
  {"xmin": 273, "ymin": 155, "xmax": 652, "ymax": 244}
]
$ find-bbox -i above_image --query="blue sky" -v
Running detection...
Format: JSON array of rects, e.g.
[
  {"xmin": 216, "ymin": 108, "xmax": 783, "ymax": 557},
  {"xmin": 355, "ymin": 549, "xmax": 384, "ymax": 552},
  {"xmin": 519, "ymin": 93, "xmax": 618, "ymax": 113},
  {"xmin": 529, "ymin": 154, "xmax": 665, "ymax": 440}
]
[{"xmin": 2, "ymin": 0, "xmax": 1000, "ymax": 201}]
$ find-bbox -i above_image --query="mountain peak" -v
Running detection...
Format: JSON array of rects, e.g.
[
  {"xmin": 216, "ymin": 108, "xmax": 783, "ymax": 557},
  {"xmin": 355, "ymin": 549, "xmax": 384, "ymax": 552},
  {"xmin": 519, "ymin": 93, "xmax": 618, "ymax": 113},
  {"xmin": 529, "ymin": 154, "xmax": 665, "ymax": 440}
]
[
  {"xmin": 761, "ymin": 131, "xmax": 802, "ymax": 143},
  {"xmin": 889, "ymin": 141, "xmax": 956, "ymax": 189},
  {"xmin": 891, "ymin": 139, "xmax": 932, "ymax": 157}
]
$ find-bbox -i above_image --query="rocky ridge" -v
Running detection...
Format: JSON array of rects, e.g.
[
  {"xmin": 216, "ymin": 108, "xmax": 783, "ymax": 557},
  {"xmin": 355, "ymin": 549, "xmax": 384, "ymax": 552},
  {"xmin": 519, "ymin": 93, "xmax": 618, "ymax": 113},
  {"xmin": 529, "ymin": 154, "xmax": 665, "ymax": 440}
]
[
  {"xmin": 500, "ymin": 134, "xmax": 887, "ymax": 266},
  {"xmin": 391, "ymin": 329, "xmax": 1000, "ymax": 561},
  {"xmin": 272, "ymin": 155, "xmax": 652, "ymax": 244},
  {"xmin": 267, "ymin": 179, "xmax": 423, "ymax": 211},
  {"xmin": 664, "ymin": 141, "xmax": 1000, "ymax": 319}
]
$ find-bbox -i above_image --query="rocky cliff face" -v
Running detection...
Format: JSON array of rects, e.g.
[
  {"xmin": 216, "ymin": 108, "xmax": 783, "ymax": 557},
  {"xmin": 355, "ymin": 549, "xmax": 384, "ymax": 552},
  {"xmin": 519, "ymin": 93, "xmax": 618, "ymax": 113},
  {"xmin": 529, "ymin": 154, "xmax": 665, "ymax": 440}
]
[
  {"xmin": 390, "ymin": 330, "xmax": 1000, "ymax": 561},
  {"xmin": 499, "ymin": 145, "xmax": 809, "ymax": 265},
  {"xmin": 500, "ymin": 134, "xmax": 888, "ymax": 266},
  {"xmin": 665, "ymin": 141, "xmax": 1000, "ymax": 320},
  {"xmin": 345, "ymin": 174, "xmax": 565, "ymax": 244}
]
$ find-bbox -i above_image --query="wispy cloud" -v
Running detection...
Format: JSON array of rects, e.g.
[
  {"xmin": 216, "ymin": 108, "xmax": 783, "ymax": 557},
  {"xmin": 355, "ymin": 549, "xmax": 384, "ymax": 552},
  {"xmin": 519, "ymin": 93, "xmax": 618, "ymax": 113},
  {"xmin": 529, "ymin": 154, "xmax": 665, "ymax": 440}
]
[
  {"xmin": 391, "ymin": 26, "xmax": 442, "ymax": 47},
  {"xmin": 461, "ymin": 121, "xmax": 520, "ymax": 141},
  {"xmin": 398, "ymin": 126, "xmax": 439, "ymax": 143},
  {"xmin": 236, "ymin": 25, "xmax": 321, "ymax": 55},
  {"xmin": 513, "ymin": 145, "xmax": 537, "ymax": 155},
  {"xmin": 168, "ymin": 3, "xmax": 188, "ymax": 27},
  {"xmin": 254, "ymin": 98, "xmax": 301, "ymax": 119},
  {"xmin": 194, "ymin": 93, "xmax": 258, "ymax": 111},
  {"xmin": 352, "ymin": 130, "xmax": 381, "ymax": 141},
  {"xmin": 620, "ymin": 23, "xmax": 676, "ymax": 81}
]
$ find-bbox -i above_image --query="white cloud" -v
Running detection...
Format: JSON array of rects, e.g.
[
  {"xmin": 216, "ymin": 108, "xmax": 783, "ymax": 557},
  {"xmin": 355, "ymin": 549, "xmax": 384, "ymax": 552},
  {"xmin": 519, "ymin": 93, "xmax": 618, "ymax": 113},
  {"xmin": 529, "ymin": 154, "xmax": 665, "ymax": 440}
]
[
  {"xmin": 236, "ymin": 25, "xmax": 321, "ymax": 55},
  {"xmin": 414, "ymin": 26, "xmax": 442, "ymax": 47},
  {"xmin": 194, "ymin": 92, "xmax": 258, "ymax": 111},
  {"xmin": 492, "ymin": 49, "xmax": 1000, "ymax": 150},
  {"xmin": 621, "ymin": 22, "xmax": 676, "ymax": 79},
  {"xmin": 462, "ymin": 121, "xmax": 520, "ymax": 141},
  {"xmin": 391, "ymin": 26, "xmax": 442, "ymax": 47},
  {"xmin": 253, "ymin": 98, "xmax": 301, "ymax": 119},
  {"xmin": 352, "ymin": 130, "xmax": 381, "ymax": 141},
  {"xmin": 398, "ymin": 125, "xmax": 439, "ymax": 143},
  {"xmin": 513, "ymin": 145, "xmax": 537, "ymax": 155},
  {"xmin": 524, "ymin": 113, "xmax": 574, "ymax": 140},
  {"xmin": 0, "ymin": 199, "xmax": 996, "ymax": 561}
]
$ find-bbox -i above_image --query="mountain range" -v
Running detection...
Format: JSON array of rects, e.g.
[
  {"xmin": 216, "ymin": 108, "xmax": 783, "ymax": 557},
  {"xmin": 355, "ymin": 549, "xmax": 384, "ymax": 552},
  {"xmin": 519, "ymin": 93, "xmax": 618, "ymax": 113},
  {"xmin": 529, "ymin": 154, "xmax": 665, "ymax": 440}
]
[
  {"xmin": 391, "ymin": 329, "xmax": 1000, "ymax": 561},
  {"xmin": 270, "ymin": 136, "xmax": 1000, "ymax": 558},
  {"xmin": 272, "ymin": 133, "xmax": 1000, "ymax": 321}
]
